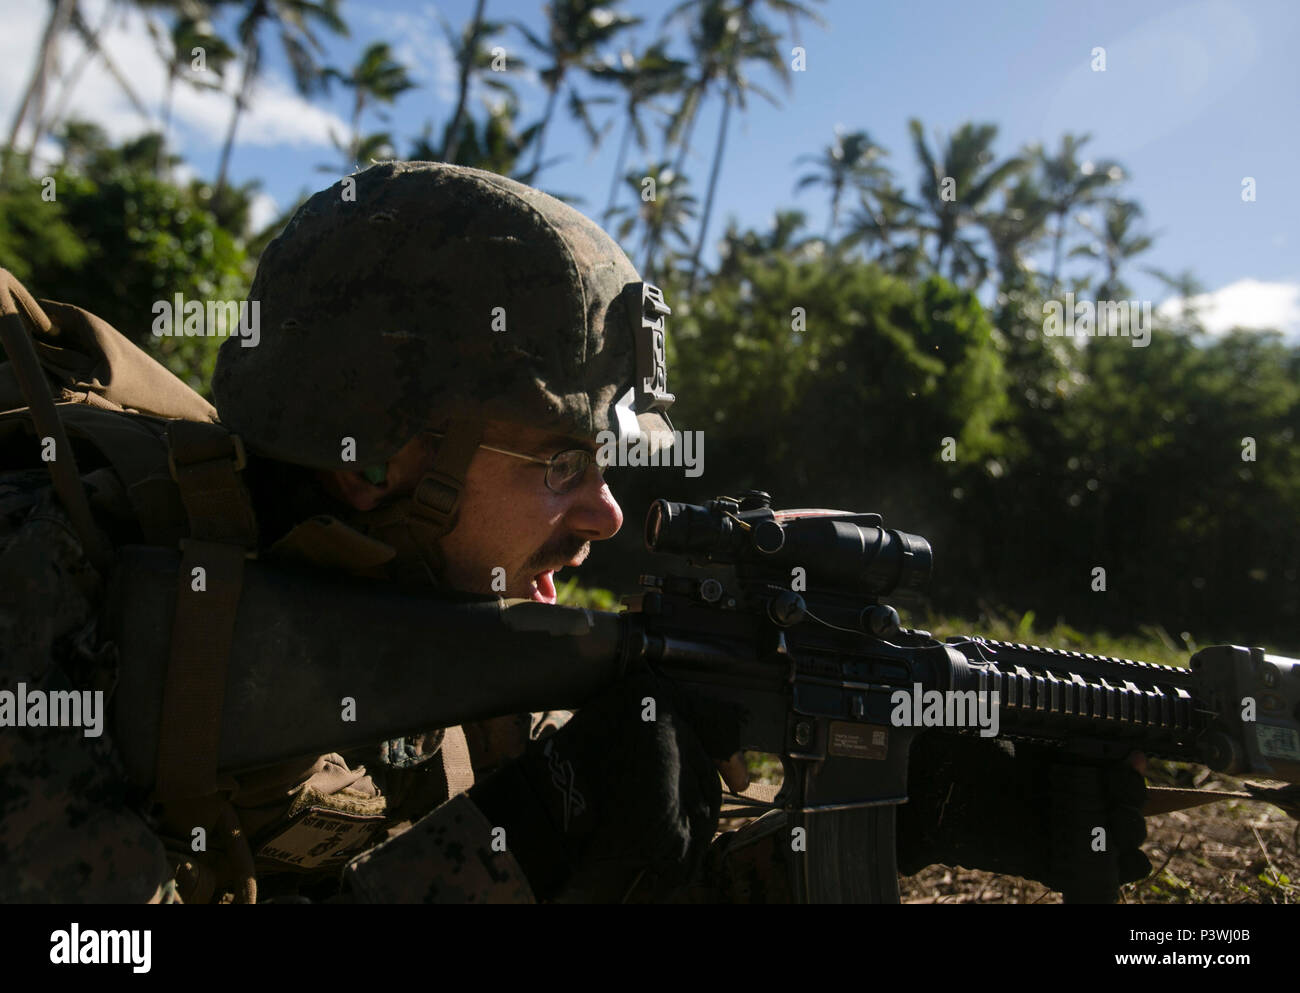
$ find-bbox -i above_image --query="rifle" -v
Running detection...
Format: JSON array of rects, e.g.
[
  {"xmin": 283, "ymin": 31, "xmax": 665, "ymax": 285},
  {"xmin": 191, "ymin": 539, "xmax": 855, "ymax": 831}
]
[
  {"xmin": 109, "ymin": 490, "xmax": 1300, "ymax": 902},
  {"xmin": 624, "ymin": 490, "xmax": 1300, "ymax": 901}
]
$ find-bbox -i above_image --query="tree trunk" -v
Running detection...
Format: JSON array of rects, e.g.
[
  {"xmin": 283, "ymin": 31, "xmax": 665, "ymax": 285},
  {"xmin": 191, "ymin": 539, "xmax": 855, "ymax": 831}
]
[
  {"xmin": 215, "ymin": 43, "xmax": 257, "ymax": 201},
  {"xmin": 686, "ymin": 87, "xmax": 733, "ymax": 294},
  {"xmin": 529, "ymin": 82, "xmax": 561, "ymax": 179},
  {"xmin": 442, "ymin": 0, "xmax": 486, "ymax": 163},
  {"xmin": 33, "ymin": 0, "xmax": 120, "ymax": 154},
  {"xmin": 602, "ymin": 110, "xmax": 633, "ymax": 225},
  {"xmin": 158, "ymin": 65, "xmax": 176, "ymax": 177},
  {"xmin": 826, "ymin": 177, "xmax": 843, "ymax": 243},
  {"xmin": 1049, "ymin": 208, "xmax": 1066, "ymax": 291},
  {"xmin": 642, "ymin": 217, "xmax": 658, "ymax": 281},
  {"xmin": 669, "ymin": 82, "xmax": 704, "ymax": 178},
  {"xmin": 350, "ymin": 90, "xmax": 364, "ymax": 169},
  {"xmin": 44, "ymin": 0, "xmax": 150, "ymax": 158},
  {"xmin": 7, "ymin": 0, "xmax": 76, "ymax": 157}
]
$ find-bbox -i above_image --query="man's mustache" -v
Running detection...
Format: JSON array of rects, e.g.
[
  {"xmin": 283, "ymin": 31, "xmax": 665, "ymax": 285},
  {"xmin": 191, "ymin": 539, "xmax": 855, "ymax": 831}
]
[{"xmin": 524, "ymin": 535, "xmax": 590, "ymax": 574}]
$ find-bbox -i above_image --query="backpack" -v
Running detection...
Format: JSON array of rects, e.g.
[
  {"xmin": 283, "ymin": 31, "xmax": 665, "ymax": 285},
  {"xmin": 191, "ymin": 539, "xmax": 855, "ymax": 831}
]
[
  {"xmin": 1, "ymin": 267, "xmax": 263, "ymax": 897},
  {"xmin": 0, "ymin": 266, "xmax": 242, "ymax": 548}
]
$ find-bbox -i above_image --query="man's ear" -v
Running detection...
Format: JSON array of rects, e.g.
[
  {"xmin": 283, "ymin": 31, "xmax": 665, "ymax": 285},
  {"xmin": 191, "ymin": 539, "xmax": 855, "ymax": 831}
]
[{"xmin": 323, "ymin": 468, "xmax": 389, "ymax": 512}]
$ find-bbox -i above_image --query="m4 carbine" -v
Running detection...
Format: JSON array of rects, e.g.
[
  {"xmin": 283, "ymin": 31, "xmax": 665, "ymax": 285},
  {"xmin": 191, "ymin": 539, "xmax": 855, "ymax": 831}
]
[
  {"xmin": 624, "ymin": 490, "xmax": 1300, "ymax": 901},
  {"xmin": 110, "ymin": 491, "xmax": 1300, "ymax": 903}
]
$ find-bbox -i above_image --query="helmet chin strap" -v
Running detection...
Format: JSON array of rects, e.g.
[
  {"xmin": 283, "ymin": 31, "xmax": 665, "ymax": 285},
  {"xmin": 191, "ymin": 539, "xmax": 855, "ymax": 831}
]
[{"xmin": 349, "ymin": 418, "xmax": 485, "ymax": 587}]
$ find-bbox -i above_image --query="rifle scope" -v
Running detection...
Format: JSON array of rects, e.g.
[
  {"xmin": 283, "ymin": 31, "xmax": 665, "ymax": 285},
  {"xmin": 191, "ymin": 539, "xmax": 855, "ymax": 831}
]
[{"xmin": 645, "ymin": 493, "xmax": 932, "ymax": 597}]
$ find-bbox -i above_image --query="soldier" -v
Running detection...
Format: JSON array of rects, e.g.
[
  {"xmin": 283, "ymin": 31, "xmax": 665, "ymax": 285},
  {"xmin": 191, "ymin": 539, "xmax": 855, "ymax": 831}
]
[
  {"xmin": 1, "ymin": 161, "xmax": 737, "ymax": 904},
  {"xmin": 0, "ymin": 161, "xmax": 1148, "ymax": 903}
]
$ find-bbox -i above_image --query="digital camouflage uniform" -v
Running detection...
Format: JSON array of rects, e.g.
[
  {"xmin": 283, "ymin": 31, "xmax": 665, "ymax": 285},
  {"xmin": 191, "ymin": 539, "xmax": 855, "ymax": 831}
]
[
  {"xmin": 0, "ymin": 426, "xmax": 572, "ymax": 902},
  {"xmin": 0, "ymin": 161, "xmax": 684, "ymax": 903}
]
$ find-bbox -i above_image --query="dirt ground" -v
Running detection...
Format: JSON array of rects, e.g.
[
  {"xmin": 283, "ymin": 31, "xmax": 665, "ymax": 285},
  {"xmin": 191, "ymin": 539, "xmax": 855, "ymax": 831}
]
[
  {"xmin": 729, "ymin": 756, "xmax": 1298, "ymax": 903},
  {"xmin": 899, "ymin": 765, "xmax": 1299, "ymax": 904}
]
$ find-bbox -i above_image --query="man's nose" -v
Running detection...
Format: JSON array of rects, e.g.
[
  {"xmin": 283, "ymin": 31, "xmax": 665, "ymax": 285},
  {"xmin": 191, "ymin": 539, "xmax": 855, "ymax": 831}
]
[{"xmin": 564, "ymin": 463, "xmax": 623, "ymax": 540}]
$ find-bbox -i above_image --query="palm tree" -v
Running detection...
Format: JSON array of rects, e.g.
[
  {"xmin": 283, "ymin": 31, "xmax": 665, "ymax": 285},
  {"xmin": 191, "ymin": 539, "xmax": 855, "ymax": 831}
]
[
  {"xmin": 441, "ymin": 0, "xmax": 488, "ymax": 162},
  {"xmin": 436, "ymin": 1, "xmax": 531, "ymax": 162},
  {"xmin": 841, "ymin": 181, "xmax": 923, "ymax": 276},
  {"xmin": 1072, "ymin": 198, "xmax": 1153, "ymax": 302},
  {"xmin": 147, "ymin": 11, "xmax": 235, "ymax": 176},
  {"xmin": 319, "ymin": 130, "xmax": 397, "ymax": 176},
  {"xmin": 982, "ymin": 172, "xmax": 1052, "ymax": 292},
  {"xmin": 609, "ymin": 162, "xmax": 697, "ymax": 280},
  {"xmin": 794, "ymin": 127, "xmax": 890, "ymax": 241},
  {"xmin": 513, "ymin": 0, "xmax": 640, "ymax": 181},
  {"xmin": 10, "ymin": 0, "xmax": 159, "ymax": 161},
  {"xmin": 1146, "ymin": 266, "xmax": 1204, "ymax": 328},
  {"xmin": 907, "ymin": 118, "xmax": 1026, "ymax": 288},
  {"xmin": 716, "ymin": 208, "xmax": 807, "ymax": 278},
  {"xmin": 214, "ymin": 0, "xmax": 348, "ymax": 203},
  {"xmin": 30, "ymin": 0, "xmax": 121, "ymax": 149},
  {"xmin": 662, "ymin": 0, "xmax": 821, "ymax": 180},
  {"xmin": 324, "ymin": 41, "xmax": 414, "ymax": 169},
  {"xmin": 675, "ymin": 0, "xmax": 823, "ymax": 292},
  {"xmin": 7, "ymin": 0, "xmax": 78, "ymax": 156},
  {"xmin": 414, "ymin": 98, "xmax": 542, "ymax": 178},
  {"xmin": 1034, "ymin": 132, "xmax": 1123, "ymax": 291},
  {"xmin": 588, "ymin": 41, "xmax": 690, "ymax": 226}
]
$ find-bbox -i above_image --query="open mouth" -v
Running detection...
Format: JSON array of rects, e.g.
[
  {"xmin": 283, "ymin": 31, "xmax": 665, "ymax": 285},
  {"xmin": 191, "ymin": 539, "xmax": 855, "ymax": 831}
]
[{"xmin": 531, "ymin": 570, "xmax": 558, "ymax": 605}]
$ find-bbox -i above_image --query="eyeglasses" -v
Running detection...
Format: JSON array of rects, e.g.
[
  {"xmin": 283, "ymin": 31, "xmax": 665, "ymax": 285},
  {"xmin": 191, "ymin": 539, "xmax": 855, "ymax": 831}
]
[{"xmin": 426, "ymin": 432, "xmax": 606, "ymax": 495}]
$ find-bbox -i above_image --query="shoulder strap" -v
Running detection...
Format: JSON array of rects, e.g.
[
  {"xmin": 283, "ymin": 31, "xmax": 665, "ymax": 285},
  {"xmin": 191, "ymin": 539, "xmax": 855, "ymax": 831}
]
[
  {"xmin": 154, "ymin": 419, "xmax": 258, "ymax": 801},
  {"xmin": 153, "ymin": 417, "xmax": 261, "ymax": 901}
]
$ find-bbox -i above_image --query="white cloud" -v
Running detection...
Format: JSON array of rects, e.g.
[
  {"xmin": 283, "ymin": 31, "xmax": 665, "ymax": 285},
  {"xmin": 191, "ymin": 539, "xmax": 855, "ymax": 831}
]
[
  {"xmin": 248, "ymin": 191, "xmax": 282, "ymax": 233},
  {"xmin": 1156, "ymin": 278, "xmax": 1300, "ymax": 339},
  {"xmin": 175, "ymin": 73, "xmax": 346, "ymax": 150},
  {"xmin": 358, "ymin": 2, "xmax": 456, "ymax": 105},
  {"xmin": 1, "ymin": 0, "xmax": 347, "ymax": 160}
]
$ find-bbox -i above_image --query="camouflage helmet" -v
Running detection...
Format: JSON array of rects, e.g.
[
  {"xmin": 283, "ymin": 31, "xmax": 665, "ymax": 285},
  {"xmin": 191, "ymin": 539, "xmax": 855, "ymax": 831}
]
[{"xmin": 212, "ymin": 160, "xmax": 675, "ymax": 473}]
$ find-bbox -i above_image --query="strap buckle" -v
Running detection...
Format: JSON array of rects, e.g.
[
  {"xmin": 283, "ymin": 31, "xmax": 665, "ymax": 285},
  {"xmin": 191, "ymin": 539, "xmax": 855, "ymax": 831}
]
[
  {"xmin": 410, "ymin": 470, "xmax": 463, "ymax": 532},
  {"xmin": 168, "ymin": 431, "xmax": 247, "ymax": 482}
]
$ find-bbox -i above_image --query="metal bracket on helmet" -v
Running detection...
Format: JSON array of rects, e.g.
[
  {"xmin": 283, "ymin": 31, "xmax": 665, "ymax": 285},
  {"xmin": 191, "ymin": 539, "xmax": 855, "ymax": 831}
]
[
  {"xmin": 612, "ymin": 390, "xmax": 642, "ymax": 447},
  {"xmin": 634, "ymin": 282, "xmax": 675, "ymax": 416}
]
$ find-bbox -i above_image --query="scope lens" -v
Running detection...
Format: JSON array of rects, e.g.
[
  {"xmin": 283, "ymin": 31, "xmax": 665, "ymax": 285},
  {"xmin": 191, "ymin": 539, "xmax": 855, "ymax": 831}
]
[{"xmin": 645, "ymin": 499, "xmax": 668, "ymax": 550}]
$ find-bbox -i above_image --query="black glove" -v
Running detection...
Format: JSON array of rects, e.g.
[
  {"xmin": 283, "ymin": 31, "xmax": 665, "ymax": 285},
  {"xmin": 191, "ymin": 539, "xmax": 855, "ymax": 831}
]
[
  {"xmin": 896, "ymin": 733, "xmax": 1151, "ymax": 903},
  {"xmin": 469, "ymin": 668, "xmax": 739, "ymax": 902}
]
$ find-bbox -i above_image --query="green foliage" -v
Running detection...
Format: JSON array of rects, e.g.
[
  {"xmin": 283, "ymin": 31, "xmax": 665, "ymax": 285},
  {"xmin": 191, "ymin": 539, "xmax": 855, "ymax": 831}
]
[
  {"xmin": 0, "ymin": 130, "xmax": 252, "ymax": 394},
  {"xmin": 0, "ymin": 155, "xmax": 88, "ymax": 281},
  {"xmin": 666, "ymin": 244, "xmax": 1010, "ymax": 514},
  {"xmin": 1057, "ymin": 327, "xmax": 1300, "ymax": 634},
  {"xmin": 554, "ymin": 576, "xmax": 622, "ymax": 610}
]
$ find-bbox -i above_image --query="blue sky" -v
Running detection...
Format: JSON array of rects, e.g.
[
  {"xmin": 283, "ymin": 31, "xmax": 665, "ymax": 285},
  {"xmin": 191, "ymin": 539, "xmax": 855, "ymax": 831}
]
[{"xmin": 4, "ymin": 0, "xmax": 1298, "ymax": 333}]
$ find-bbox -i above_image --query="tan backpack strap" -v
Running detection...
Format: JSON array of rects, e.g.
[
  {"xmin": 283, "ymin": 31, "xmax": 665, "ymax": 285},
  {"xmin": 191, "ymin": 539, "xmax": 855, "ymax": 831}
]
[
  {"xmin": 155, "ymin": 420, "xmax": 258, "ymax": 801},
  {"xmin": 0, "ymin": 307, "xmax": 112, "ymax": 573},
  {"xmin": 154, "ymin": 539, "xmax": 246, "ymax": 798},
  {"xmin": 166, "ymin": 419, "xmax": 258, "ymax": 545},
  {"xmin": 440, "ymin": 725, "xmax": 476, "ymax": 796}
]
